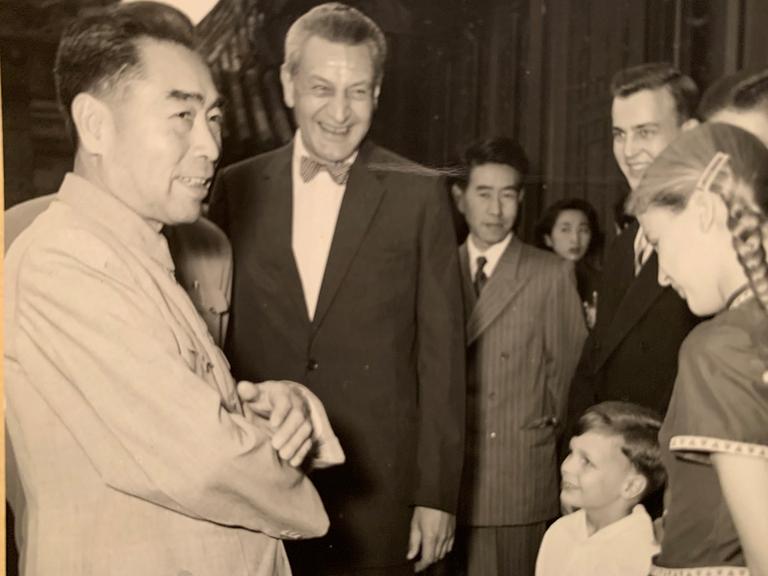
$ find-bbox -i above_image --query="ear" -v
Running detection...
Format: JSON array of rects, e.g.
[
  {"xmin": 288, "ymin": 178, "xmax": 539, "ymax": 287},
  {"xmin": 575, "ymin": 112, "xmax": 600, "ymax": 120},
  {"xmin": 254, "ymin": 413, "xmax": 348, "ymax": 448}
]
[
  {"xmin": 621, "ymin": 471, "xmax": 648, "ymax": 501},
  {"xmin": 280, "ymin": 64, "xmax": 296, "ymax": 109},
  {"xmin": 373, "ymin": 84, "xmax": 381, "ymax": 109},
  {"xmin": 544, "ymin": 234, "xmax": 554, "ymax": 248},
  {"xmin": 518, "ymin": 188, "xmax": 526, "ymax": 203},
  {"xmin": 451, "ymin": 183, "xmax": 466, "ymax": 213},
  {"xmin": 71, "ymin": 92, "xmax": 112, "ymax": 155},
  {"xmin": 681, "ymin": 117, "xmax": 699, "ymax": 132}
]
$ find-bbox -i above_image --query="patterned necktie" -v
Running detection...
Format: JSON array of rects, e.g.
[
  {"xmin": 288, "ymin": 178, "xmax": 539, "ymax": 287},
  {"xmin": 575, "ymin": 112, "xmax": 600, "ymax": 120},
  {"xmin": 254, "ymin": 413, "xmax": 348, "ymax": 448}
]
[
  {"xmin": 633, "ymin": 227, "xmax": 653, "ymax": 276},
  {"xmin": 474, "ymin": 256, "xmax": 488, "ymax": 296},
  {"xmin": 300, "ymin": 155, "xmax": 351, "ymax": 186}
]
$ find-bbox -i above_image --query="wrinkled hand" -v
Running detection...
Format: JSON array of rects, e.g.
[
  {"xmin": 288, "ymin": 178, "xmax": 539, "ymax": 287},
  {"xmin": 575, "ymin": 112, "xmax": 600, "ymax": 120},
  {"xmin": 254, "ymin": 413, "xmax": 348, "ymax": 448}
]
[
  {"xmin": 406, "ymin": 506, "xmax": 455, "ymax": 572},
  {"xmin": 237, "ymin": 380, "xmax": 313, "ymax": 467}
]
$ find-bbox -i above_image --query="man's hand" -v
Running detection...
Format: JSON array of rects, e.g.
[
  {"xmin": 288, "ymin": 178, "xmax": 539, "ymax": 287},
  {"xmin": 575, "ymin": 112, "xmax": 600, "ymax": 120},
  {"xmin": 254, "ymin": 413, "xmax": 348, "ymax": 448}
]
[
  {"xmin": 406, "ymin": 506, "xmax": 455, "ymax": 572},
  {"xmin": 237, "ymin": 380, "xmax": 313, "ymax": 467}
]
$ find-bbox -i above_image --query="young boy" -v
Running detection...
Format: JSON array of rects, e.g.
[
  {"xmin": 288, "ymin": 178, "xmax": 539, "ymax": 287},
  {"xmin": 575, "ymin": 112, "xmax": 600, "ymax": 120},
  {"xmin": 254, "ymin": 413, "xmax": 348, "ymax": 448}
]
[{"xmin": 536, "ymin": 401, "xmax": 666, "ymax": 576}]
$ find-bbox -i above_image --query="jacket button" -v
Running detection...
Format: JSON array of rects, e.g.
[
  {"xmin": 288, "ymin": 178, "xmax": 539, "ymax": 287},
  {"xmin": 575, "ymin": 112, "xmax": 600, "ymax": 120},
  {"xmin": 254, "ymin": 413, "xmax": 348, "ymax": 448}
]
[{"xmin": 308, "ymin": 359, "xmax": 319, "ymax": 371}]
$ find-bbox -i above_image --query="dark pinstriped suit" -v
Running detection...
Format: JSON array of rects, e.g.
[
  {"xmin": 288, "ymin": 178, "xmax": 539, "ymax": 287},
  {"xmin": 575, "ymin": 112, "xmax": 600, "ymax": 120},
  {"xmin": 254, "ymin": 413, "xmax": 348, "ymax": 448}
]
[{"xmin": 457, "ymin": 237, "xmax": 587, "ymax": 576}]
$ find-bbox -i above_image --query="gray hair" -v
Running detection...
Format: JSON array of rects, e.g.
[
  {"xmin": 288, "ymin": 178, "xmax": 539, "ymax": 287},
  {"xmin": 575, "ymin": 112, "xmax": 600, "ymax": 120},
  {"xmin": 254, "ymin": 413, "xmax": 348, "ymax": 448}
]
[{"xmin": 283, "ymin": 2, "xmax": 387, "ymax": 85}]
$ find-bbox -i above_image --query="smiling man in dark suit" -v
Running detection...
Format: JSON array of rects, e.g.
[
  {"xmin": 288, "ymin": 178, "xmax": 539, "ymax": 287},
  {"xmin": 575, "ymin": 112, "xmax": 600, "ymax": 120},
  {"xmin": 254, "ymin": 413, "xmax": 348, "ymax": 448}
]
[
  {"xmin": 566, "ymin": 64, "xmax": 701, "ymax": 476},
  {"xmin": 209, "ymin": 3, "xmax": 465, "ymax": 575},
  {"xmin": 451, "ymin": 137, "xmax": 587, "ymax": 576}
]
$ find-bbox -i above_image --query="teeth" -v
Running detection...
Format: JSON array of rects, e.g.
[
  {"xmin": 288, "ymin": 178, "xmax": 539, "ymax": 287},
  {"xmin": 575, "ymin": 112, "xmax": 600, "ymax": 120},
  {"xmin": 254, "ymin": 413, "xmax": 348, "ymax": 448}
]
[
  {"xmin": 320, "ymin": 123, "xmax": 349, "ymax": 135},
  {"xmin": 178, "ymin": 176, "xmax": 210, "ymax": 186}
]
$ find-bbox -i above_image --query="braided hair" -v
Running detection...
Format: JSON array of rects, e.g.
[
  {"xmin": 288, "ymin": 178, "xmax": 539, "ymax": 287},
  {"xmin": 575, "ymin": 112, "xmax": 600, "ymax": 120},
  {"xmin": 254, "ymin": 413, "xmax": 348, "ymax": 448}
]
[{"xmin": 625, "ymin": 122, "xmax": 768, "ymax": 314}]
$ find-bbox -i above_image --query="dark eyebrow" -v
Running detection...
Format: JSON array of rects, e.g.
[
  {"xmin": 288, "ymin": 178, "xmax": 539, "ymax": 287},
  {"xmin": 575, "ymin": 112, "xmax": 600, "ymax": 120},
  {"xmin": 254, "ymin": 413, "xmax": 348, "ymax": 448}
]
[
  {"xmin": 475, "ymin": 184, "xmax": 521, "ymax": 192},
  {"xmin": 168, "ymin": 89, "xmax": 204, "ymax": 104},
  {"xmin": 168, "ymin": 90, "xmax": 225, "ymax": 111}
]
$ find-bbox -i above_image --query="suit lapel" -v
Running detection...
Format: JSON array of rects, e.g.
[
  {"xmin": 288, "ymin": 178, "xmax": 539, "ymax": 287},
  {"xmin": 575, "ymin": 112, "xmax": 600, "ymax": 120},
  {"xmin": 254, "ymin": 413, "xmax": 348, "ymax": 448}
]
[
  {"xmin": 256, "ymin": 143, "xmax": 310, "ymax": 324},
  {"xmin": 313, "ymin": 142, "xmax": 385, "ymax": 328},
  {"xmin": 594, "ymin": 251, "xmax": 665, "ymax": 369},
  {"xmin": 466, "ymin": 238, "xmax": 528, "ymax": 345},
  {"xmin": 459, "ymin": 244, "xmax": 477, "ymax": 320}
]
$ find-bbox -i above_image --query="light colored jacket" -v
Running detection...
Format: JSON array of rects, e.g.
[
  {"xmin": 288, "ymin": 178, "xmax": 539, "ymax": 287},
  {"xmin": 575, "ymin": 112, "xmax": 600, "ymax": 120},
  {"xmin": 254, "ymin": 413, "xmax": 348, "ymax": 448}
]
[{"xmin": 5, "ymin": 174, "xmax": 335, "ymax": 576}]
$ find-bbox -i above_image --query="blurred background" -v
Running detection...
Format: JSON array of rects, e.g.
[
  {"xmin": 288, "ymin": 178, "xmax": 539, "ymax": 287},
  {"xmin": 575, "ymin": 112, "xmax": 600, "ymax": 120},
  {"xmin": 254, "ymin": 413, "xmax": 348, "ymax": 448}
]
[{"xmin": 3, "ymin": 0, "xmax": 768, "ymax": 245}]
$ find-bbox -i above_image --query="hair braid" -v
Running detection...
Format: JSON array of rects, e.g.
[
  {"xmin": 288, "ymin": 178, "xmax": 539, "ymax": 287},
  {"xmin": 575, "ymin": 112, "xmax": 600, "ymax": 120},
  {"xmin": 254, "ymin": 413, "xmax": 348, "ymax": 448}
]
[{"xmin": 702, "ymin": 153, "xmax": 768, "ymax": 314}]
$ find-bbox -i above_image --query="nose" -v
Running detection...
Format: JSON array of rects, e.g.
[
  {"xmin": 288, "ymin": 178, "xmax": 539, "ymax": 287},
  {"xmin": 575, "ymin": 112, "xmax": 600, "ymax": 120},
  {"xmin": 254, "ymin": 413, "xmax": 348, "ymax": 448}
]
[
  {"xmin": 487, "ymin": 196, "xmax": 502, "ymax": 216},
  {"xmin": 192, "ymin": 116, "xmax": 222, "ymax": 164},
  {"xmin": 623, "ymin": 132, "xmax": 639, "ymax": 159},
  {"xmin": 561, "ymin": 453, "xmax": 574, "ymax": 475},
  {"xmin": 328, "ymin": 91, "xmax": 351, "ymax": 123}
]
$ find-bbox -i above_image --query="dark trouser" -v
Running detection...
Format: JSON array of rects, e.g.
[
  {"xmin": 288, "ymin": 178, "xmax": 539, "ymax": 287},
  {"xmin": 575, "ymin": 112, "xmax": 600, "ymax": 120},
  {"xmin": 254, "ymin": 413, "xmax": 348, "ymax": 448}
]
[{"xmin": 448, "ymin": 523, "xmax": 549, "ymax": 576}]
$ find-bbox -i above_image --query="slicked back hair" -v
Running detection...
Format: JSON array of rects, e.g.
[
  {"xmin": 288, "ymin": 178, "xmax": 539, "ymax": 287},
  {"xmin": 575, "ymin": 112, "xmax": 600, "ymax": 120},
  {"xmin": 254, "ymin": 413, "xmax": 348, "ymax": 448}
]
[
  {"xmin": 283, "ymin": 3, "xmax": 387, "ymax": 86},
  {"xmin": 55, "ymin": 1, "xmax": 196, "ymax": 145},
  {"xmin": 456, "ymin": 136, "xmax": 530, "ymax": 189},
  {"xmin": 698, "ymin": 68, "xmax": 768, "ymax": 120},
  {"xmin": 610, "ymin": 62, "xmax": 700, "ymax": 124}
]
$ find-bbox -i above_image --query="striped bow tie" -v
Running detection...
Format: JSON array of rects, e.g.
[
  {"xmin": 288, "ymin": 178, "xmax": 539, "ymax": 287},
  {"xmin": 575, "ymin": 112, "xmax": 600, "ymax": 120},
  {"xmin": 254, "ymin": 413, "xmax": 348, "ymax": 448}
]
[{"xmin": 300, "ymin": 156, "xmax": 351, "ymax": 185}]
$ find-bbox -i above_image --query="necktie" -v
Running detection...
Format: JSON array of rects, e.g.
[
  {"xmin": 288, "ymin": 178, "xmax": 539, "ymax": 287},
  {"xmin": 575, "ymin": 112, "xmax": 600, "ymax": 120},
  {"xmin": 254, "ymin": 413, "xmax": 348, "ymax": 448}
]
[
  {"xmin": 300, "ymin": 155, "xmax": 351, "ymax": 186},
  {"xmin": 633, "ymin": 227, "xmax": 653, "ymax": 276},
  {"xmin": 474, "ymin": 256, "xmax": 488, "ymax": 296}
]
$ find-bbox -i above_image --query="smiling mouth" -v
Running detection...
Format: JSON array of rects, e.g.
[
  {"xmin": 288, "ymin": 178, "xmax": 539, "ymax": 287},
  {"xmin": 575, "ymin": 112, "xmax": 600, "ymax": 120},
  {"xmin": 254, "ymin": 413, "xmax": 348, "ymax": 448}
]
[
  {"xmin": 177, "ymin": 176, "xmax": 212, "ymax": 187},
  {"xmin": 319, "ymin": 122, "xmax": 351, "ymax": 136}
]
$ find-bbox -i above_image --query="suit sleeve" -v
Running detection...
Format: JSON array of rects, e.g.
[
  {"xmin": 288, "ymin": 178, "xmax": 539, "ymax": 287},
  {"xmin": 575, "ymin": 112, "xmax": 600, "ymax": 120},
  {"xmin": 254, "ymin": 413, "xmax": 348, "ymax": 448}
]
[
  {"xmin": 414, "ymin": 177, "xmax": 467, "ymax": 513},
  {"xmin": 543, "ymin": 262, "xmax": 588, "ymax": 436},
  {"xmin": 562, "ymin": 330, "xmax": 598, "ymax": 456},
  {"xmin": 12, "ymin": 229, "xmax": 328, "ymax": 539}
]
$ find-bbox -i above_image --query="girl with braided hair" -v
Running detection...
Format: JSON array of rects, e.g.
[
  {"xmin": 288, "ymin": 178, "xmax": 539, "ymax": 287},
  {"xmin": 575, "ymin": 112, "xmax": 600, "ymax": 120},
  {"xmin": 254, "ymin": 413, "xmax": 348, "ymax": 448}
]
[{"xmin": 626, "ymin": 122, "xmax": 768, "ymax": 576}]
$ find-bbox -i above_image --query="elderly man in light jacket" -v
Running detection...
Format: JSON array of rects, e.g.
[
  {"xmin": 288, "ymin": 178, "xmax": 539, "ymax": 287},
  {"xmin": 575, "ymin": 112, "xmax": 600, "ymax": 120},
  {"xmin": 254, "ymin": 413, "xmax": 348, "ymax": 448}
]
[{"xmin": 4, "ymin": 3, "xmax": 343, "ymax": 575}]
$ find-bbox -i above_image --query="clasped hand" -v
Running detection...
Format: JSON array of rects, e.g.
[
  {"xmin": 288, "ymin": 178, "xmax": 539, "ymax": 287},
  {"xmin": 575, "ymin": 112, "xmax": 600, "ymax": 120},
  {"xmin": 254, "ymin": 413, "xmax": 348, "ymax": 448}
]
[{"xmin": 237, "ymin": 380, "xmax": 314, "ymax": 467}]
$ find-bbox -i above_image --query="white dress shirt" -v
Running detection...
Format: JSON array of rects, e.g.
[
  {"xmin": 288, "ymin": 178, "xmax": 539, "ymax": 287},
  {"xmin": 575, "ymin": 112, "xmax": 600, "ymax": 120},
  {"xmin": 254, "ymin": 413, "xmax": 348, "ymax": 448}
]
[
  {"xmin": 291, "ymin": 131, "xmax": 356, "ymax": 320},
  {"xmin": 467, "ymin": 233, "xmax": 513, "ymax": 281},
  {"xmin": 535, "ymin": 505, "xmax": 658, "ymax": 576}
]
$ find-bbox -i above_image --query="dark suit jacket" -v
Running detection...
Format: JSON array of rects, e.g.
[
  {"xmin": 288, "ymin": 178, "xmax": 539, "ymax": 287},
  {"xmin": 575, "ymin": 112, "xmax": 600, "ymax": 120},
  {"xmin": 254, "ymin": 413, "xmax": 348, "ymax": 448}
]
[
  {"xmin": 209, "ymin": 140, "xmax": 466, "ymax": 570},
  {"xmin": 459, "ymin": 239, "xmax": 586, "ymax": 526},
  {"xmin": 567, "ymin": 221, "xmax": 700, "ymax": 429}
]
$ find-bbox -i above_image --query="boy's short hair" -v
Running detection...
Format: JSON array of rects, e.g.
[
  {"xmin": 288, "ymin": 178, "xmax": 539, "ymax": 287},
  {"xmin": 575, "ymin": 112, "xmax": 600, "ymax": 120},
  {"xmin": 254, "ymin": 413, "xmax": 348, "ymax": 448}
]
[{"xmin": 576, "ymin": 401, "xmax": 666, "ymax": 498}]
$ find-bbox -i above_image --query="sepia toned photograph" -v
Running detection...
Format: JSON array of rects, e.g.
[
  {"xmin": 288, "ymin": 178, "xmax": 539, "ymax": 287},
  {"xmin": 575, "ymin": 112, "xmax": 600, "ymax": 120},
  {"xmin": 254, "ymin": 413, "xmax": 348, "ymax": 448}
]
[{"xmin": 3, "ymin": 1, "xmax": 768, "ymax": 575}]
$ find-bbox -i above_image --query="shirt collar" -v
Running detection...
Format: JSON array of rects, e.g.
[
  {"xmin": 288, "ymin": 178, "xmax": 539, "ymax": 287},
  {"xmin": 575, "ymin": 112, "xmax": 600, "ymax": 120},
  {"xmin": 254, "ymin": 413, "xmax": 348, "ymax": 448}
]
[
  {"xmin": 57, "ymin": 172, "xmax": 175, "ymax": 272},
  {"xmin": 467, "ymin": 233, "xmax": 513, "ymax": 278},
  {"xmin": 293, "ymin": 129, "xmax": 359, "ymax": 168}
]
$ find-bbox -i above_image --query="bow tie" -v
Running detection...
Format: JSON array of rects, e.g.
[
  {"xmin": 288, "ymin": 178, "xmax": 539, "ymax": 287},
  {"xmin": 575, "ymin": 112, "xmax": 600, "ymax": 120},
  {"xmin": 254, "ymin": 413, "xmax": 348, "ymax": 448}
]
[{"xmin": 300, "ymin": 156, "xmax": 351, "ymax": 185}]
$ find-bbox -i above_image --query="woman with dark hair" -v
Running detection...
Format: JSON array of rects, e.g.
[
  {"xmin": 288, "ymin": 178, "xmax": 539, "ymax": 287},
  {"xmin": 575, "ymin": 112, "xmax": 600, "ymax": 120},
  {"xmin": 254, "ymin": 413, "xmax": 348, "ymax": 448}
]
[
  {"xmin": 626, "ymin": 122, "xmax": 768, "ymax": 575},
  {"xmin": 535, "ymin": 198, "xmax": 604, "ymax": 328}
]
